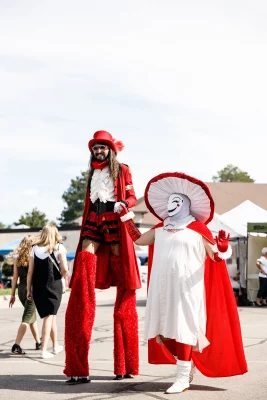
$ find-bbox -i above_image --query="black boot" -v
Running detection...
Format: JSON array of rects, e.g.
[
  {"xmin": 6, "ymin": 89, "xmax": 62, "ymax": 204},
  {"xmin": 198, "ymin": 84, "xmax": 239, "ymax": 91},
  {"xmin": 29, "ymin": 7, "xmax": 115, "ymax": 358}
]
[{"xmin": 113, "ymin": 375, "xmax": 124, "ymax": 380}]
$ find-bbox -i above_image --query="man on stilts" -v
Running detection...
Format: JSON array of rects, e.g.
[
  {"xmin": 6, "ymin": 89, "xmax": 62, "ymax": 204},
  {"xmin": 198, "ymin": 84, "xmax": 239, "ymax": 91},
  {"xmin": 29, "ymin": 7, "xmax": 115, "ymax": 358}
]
[{"xmin": 64, "ymin": 130, "xmax": 141, "ymax": 384}]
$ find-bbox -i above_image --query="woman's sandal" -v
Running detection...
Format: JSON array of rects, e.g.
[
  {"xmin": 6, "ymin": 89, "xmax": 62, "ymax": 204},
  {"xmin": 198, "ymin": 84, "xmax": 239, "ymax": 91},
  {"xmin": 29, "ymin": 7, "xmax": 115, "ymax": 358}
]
[
  {"xmin": 11, "ymin": 344, "xmax": 26, "ymax": 355},
  {"xmin": 35, "ymin": 342, "xmax": 42, "ymax": 350}
]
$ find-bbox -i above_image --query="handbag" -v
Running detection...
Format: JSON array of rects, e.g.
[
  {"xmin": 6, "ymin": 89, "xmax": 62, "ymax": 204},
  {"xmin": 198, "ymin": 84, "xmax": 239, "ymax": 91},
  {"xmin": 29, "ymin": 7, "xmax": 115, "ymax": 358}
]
[{"xmin": 48, "ymin": 253, "xmax": 66, "ymax": 294}]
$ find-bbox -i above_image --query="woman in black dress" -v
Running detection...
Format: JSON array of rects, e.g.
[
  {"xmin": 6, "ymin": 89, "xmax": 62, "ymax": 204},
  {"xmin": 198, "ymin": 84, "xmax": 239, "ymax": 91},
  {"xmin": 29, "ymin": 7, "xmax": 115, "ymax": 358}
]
[
  {"xmin": 9, "ymin": 236, "xmax": 41, "ymax": 354},
  {"xmin": 27, "ymin": 224, "xmax": 68, "ymax": 359}
]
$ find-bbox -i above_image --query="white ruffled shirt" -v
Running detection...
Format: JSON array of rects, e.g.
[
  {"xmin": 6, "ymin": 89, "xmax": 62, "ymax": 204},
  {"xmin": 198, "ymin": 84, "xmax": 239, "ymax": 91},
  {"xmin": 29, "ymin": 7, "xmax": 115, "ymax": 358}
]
[{"xmin": 90, "ymin": 167, "xmax": 115, "ymax": 203}]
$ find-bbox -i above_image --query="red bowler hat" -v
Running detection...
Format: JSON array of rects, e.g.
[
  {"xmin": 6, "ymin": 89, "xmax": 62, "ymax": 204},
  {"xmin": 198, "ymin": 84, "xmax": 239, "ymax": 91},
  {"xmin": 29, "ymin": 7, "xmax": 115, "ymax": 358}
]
[
  {"xmin": 88, "ymin": 130, "xmax": 124, "ymax": 153},
  {"xmin": 145, "ymin": 172, "xmax": 214, "ymax": 225}
]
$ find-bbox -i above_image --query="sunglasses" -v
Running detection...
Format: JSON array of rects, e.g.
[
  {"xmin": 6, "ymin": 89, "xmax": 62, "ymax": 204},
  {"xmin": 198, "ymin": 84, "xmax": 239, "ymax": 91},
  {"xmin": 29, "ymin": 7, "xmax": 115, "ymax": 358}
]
[{"xmin": 92, "ymin": 144, "xmax": 109, "ymax": 151}]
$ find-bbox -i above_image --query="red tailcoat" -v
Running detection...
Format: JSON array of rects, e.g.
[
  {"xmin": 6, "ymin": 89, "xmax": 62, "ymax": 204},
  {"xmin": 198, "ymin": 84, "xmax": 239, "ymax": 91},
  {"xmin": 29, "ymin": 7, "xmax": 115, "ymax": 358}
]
[
  {"xmin": 147, "ymin": 221, "xmax": 248, "ymax": 377},
  {"xmin": 70, "ymin": 164, "xmax": 141, "ymax": 290}
]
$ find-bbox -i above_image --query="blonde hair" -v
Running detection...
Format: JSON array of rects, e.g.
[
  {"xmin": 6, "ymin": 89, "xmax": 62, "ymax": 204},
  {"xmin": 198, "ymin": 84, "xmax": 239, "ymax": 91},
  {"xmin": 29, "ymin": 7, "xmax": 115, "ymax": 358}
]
[
  {"xmin": 13, "ymin": 235, "xmax": 36, "ymax": 267},
  {"xmin": 35, "ymin": 224, "xmax": 62, "ymax": 253}
]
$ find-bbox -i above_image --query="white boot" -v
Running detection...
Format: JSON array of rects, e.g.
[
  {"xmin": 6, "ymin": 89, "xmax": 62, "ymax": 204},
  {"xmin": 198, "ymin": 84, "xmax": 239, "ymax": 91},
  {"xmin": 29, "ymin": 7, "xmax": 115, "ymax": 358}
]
[
  {"xmin": 165, "ymin": 360, "xmax": 191, "ymax": 394},
  {"xmin": 189, "ymin": 361, "xmax": 196, "ymax": 383}
]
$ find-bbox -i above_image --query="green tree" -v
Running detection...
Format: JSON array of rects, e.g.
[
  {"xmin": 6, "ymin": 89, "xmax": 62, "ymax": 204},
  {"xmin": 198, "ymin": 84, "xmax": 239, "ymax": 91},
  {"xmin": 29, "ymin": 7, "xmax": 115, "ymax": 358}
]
[
  {"xmin": 59, "ymin": 171, "xmax": 88, "ymax": 225},
  {"xmin": 14, "ymin": 208, "xmax": 49, "ymax": 228},
  {"xmin": 0, "ymin": 222, "xmax": 5, "ymax": 229},
  {"xmin": 212, "ymin": 164, "xmax": 255, "ymax": 182}
]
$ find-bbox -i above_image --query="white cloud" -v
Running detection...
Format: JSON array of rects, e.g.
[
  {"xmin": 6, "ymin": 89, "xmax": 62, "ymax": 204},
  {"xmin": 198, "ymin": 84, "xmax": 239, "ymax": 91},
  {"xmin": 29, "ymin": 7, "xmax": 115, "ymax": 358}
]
[{"xmin": 22, "ymin": 189, "xmax": 39, "ymax": 197}]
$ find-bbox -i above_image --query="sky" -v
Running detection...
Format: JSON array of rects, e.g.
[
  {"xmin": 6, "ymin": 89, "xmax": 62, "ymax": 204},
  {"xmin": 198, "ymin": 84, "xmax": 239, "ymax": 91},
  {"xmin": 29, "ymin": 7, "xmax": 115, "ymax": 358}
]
[{"xmin": 1, "ymin": 0, "xmax": 267, "ymax": 225}]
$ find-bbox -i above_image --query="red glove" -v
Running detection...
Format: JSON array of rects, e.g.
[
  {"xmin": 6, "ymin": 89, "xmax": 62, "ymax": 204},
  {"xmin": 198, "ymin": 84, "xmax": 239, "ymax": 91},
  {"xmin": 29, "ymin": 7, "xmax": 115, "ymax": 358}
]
[
  {"xmin": 215, "ymin": 230, "xmax": 230, "ymax": 252},
  {"xmin": 114, "ymin": 202, "xmax": 141, "ymax": 242}
]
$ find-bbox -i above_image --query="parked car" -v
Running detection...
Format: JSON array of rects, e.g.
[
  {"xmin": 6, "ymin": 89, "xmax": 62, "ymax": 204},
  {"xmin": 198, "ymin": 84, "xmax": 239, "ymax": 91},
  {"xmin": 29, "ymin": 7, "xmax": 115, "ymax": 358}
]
[{"xmin": 136, "ymin": 250, "xmax": 148, "ymax": 284}]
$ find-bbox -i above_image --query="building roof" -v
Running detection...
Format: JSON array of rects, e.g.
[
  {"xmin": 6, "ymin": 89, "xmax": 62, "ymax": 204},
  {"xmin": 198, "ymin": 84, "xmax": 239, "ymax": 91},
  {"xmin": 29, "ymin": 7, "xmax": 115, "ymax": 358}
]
[
  {"xmin": 132, "ymin": 182, "xmax": 267, "ymax": 227},
  {"xmin": 206, "ymin": 182, "xmax": 267, "ymax": 214}
]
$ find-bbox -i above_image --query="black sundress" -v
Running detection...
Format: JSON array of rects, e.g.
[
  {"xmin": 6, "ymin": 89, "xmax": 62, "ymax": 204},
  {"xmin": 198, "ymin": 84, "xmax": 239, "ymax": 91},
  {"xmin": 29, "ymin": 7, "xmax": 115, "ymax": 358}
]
[{"xmin": 32, "ymin": 251, "xmax": 62, "ymax": 319}]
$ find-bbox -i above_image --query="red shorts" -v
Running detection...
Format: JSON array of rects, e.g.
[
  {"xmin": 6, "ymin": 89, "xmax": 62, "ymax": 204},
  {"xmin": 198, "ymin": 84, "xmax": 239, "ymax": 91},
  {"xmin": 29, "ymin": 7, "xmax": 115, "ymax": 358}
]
[{"xmin": 81, "ymin": 210, "xmax": 120, "ymax": 244}]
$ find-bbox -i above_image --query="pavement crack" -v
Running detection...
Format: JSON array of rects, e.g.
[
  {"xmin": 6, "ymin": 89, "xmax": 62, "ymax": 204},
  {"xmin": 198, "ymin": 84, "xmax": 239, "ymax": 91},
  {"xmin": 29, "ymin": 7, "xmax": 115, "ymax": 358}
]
[{"xmin": 244, "ymin": 338, "xmax": 267, "ymax": 348}]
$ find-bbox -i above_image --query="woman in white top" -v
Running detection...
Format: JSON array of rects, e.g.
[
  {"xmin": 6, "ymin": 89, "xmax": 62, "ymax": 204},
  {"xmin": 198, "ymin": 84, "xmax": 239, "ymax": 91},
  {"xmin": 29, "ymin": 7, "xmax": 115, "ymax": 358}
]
[
  {"xmin": 255, "ymin": 247, "xmax": 267, "ymax": 307},
  {"xmin": 27, "ymin": 224, "xmax": 68, "ymax": 359},
  {"xmin": 9, "ymin": 236, "xmax": 41, "ymax": 355}
]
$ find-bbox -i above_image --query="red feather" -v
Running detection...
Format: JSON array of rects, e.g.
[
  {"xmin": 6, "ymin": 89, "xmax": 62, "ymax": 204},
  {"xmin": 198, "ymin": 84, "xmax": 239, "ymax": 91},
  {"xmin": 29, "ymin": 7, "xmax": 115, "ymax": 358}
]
[{"xmin": 113, "ymin": 139, "xmax": 124, "ymax": 153}]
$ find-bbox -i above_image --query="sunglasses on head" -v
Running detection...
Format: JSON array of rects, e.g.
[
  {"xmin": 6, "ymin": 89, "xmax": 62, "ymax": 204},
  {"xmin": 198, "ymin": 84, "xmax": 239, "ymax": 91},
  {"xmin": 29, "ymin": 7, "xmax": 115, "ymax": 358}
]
[{"xmin": 92, "ymin": 144, "xmax": 109, "ymax": 151}]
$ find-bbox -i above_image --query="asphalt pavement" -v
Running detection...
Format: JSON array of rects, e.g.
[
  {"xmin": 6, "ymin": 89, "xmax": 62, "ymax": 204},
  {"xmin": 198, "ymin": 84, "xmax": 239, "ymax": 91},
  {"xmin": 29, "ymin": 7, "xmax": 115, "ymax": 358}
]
[{"xmin": 0, "ymin": 287, "xmax": 267, "ymax": 400}]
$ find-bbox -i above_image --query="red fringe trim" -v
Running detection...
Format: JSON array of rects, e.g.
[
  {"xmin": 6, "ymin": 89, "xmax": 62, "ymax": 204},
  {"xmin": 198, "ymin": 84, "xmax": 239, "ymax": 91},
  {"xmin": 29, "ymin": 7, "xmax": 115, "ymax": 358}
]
[{"xmin": 125, "ymin": 219, "xmax": 142, "ymax": 242}]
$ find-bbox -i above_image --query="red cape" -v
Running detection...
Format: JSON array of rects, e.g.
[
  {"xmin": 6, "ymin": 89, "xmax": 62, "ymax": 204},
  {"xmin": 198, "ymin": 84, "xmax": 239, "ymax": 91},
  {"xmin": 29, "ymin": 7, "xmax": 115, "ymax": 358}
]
[
  {"xmin": 147, "ymin": 221, "xmax": 248, "ymax": 377},
  {"xmin": 70, "ymin": 164, "xmax": 141, "ymax": 290}
]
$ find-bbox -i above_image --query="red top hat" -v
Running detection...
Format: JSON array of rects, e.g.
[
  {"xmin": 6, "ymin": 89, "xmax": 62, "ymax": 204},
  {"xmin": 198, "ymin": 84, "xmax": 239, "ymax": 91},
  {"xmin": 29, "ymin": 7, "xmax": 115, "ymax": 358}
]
[{"xmin": 88, "ymin": 130, "xmax": 124, "ymax": 153}]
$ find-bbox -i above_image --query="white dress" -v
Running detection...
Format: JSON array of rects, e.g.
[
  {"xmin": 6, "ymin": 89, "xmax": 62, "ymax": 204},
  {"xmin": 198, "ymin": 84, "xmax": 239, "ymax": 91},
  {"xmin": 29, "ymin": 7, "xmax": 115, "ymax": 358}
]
[{"xmin": 144, "ymin": 227, "xmax": 210, "ymax": 351}]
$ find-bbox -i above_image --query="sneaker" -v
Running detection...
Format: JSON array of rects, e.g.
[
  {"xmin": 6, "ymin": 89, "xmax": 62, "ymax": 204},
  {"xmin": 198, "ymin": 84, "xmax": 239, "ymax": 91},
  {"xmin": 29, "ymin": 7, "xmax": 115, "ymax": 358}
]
[
  {"xmin": 41, "ymin": 351, "xmax": 54, "ymax": 359},
  {"xmin": 11, "ymin": 344, "xmax": 25, "ymax": 355},
  {"xmin": 53, "ymin": 345, "xmax": 63, "ymax": 355},
  {"xmin": 35, "ymin": 342, "xmax": 42, "ymax": 350}
]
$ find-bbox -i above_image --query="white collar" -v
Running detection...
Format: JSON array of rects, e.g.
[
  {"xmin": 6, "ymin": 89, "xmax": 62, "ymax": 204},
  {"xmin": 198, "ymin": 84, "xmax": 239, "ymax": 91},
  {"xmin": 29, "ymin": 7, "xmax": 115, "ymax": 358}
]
[{"xmin": 163, "ymin": 215, "xmax": 196, "ymax": 230}]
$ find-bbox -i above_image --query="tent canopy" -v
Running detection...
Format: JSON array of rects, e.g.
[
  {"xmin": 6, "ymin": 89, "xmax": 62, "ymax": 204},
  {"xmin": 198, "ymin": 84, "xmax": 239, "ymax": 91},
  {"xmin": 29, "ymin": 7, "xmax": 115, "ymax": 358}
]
[
  {"xmin": 66, "ymin": 252, "xmax": 75, "ymax": 261},
  {"xmin": 207, "ymin": 213, "xmax": 242, "ymax": 239},
  {"xmin": 220, "ymin": 200, "xmax": 267, "ymax": 237},
  {"xmin": 11, "ymin": 224, "xmax": 30, "ymax": 229},
  {"xmin": 0, "ymin": 238, "xmax": 23, "ymax": 255}
]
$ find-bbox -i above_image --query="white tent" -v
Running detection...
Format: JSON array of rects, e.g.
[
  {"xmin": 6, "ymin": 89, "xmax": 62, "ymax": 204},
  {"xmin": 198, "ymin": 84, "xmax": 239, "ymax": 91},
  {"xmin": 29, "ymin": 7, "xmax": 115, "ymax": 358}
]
[
  {"xmin": 247, "ymin": 234, "xmax": 267, "ymax": 301},
  {"xmin": 218, "ymin": 200, "xmax": 267, "ymax": 302},
  {"xmin": 10, "ymin": 224, "xmax": 30, "ymax": 229},
  {"xmin": 207, "ymin": 213, "xmax": 242, "ymax": 238},
  {"xmin": 220, "ymin": 200, "xmax": 267, "ymax": 237}
]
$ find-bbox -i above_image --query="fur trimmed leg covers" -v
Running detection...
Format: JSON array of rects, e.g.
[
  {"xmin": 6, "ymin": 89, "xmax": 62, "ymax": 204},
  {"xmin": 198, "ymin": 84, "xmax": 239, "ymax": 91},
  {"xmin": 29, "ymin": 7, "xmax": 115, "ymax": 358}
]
[
  {"xmin": 114, "ymin": 286, "xmax": 139, "ymax": 376},
  {"xmin": 64, "ymin": 251, "xmax": 96, "ymax": 377},
  {"xmin": 109, "ymin": 254, "xmax": 124, "ymax": 287}
]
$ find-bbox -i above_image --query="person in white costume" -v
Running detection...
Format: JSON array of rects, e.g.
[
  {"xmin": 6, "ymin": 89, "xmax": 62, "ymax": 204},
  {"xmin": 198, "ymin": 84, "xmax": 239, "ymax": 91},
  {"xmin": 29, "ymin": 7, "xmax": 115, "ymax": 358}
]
[{"xmin": 115, "ymin": 172, "xmax": 242, "ymax": 394}]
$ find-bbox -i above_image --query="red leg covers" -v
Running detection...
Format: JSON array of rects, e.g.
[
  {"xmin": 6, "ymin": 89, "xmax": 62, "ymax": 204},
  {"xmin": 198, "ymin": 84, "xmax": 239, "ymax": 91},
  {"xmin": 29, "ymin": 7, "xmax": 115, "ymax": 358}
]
[
  {"xmin": 109, "ymin": 254, "xmax": 124, "ymax": 287},
  {"xmin": 114, "ymin": 286, "xmax": 139, "ymax": 376},
  {"xmin": 64, "ymin": 251, "xmax": 96, "ymax": 377},
  {"xmin": 176, "ymin": 342, "xmax": 192, "ymax": 362},
  {"xmin": 164, "ymin": 340, "xmax": 192, "ymax": 361}
]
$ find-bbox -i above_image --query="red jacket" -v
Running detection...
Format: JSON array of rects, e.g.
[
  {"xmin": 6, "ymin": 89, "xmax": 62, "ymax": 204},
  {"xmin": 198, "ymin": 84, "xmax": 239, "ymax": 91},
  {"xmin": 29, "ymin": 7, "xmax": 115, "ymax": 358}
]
[
  {"xmin": 147, "ymin": 221, "xmax": 248, "ymax": 377},
  {"xmin": 70, "ymin": 164, "xmax": 141, "ymax": 290}
]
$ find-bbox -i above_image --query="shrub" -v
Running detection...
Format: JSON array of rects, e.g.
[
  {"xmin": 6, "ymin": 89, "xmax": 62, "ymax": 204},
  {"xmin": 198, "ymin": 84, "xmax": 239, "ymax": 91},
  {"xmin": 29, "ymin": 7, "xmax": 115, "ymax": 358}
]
[{"xmin": 2, "ymin": 262, "xmax": 13, "ymax": 277}]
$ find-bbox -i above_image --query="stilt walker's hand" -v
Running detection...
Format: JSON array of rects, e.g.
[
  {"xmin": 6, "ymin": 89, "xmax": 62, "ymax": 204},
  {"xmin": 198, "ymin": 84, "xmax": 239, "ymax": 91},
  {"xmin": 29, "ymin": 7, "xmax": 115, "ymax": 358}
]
[
  {"xmin": 114, "ymin": 203, "xmax": 141, "ymax": 242},
  {"xmin": 114, "ymin": 202, "xmax": 128, "ymax": 216}
]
